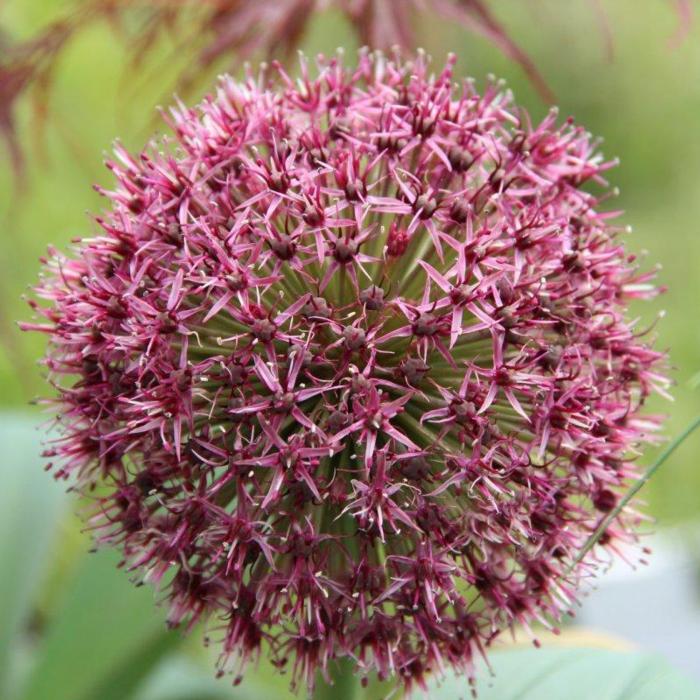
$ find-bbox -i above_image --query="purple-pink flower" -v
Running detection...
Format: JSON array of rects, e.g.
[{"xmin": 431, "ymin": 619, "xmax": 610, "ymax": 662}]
[{"xmin": 24, "ymin": 52, "xmax": 669, "ymax": 693}]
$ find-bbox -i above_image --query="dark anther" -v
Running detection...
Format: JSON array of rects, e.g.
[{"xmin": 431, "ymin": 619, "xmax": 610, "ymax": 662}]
[
  {"xmin": 593, "ymin": 489, "xmax": 617, "ymax": 513},
  {"xmin": 343, "ymin": 326, "xmax": 367, "ymax": 351},
  {"xmin": 269, "ymin": 235, "xmax": 297, "ymax": 261},
  {"xmin": 414, "ymin": 194, "xmax": 438, "ymax": 220},
  {"xmin": 449, "ymin": 199, "xmax": 470, "ymax": 224},
  {"xmin": 301, "ymin": 296, "xmax": 332, "ymax": 319},
  {"xmin": 226, "ymin": 271, "xmax": 248, "ymax": 292},
  {"xmin": 448, "ymin": 145, "xmax": 472, "ymax": 173},
  {"xmin": 251, "ymin": 319, "xmax": 276, "ymax": 342},
  {"xmin": 412, "ymin": 312, "xmax": 439, "ymax": 337},
  {"xmin": 400, "ymin": 357, "xmax": 429, "ymax": 384},
  {"xmin": 333, "ymin": 240, "xmax": 358, "ymax": 264},
  {"xmin": 359, "ymin": 285, "xmax": 385, "ymax": 311}
]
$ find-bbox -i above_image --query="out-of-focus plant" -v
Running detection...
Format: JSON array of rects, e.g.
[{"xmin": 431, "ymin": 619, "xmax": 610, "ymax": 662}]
[
  {"xmin": 22, "ymin": 49, "xmax": 678, "ymax": 696},
  {"xmin": 0, "ymin": 0, "xmax": 691, "ymax": 178}
]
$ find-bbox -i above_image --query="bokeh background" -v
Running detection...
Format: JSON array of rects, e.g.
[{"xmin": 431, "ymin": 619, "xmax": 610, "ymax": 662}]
[{"xmin": 0, "ymin": 1, "xmax": 699, "ymax": 699}]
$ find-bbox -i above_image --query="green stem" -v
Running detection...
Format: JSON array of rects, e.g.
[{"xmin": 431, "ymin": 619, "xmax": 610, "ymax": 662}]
[
  {"xmin": 313, "ymin": 657, "xmax": 360, "ymax": 700},
  {"xmin": 573, "ymin": 415, "xmax": 700, "ymax": 567}
]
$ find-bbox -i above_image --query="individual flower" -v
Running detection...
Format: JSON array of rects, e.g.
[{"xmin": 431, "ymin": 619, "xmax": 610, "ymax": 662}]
[{"xmin": 24, "ymin": 51, "xmax": 669, "ymax": 693}]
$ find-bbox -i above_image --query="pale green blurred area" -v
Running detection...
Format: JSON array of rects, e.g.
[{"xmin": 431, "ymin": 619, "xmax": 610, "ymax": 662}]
[{"xmin": 1, "ymin": 2, "xmax": 700, "ymax": 699}]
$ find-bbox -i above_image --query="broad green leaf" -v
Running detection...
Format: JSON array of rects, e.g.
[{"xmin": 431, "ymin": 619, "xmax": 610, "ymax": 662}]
[
  {"xmin": 314, "ymin": 657, "xmax": 361, "ymax": 700},
  {"xmin": 133, "ymin": 655, "xmax": 385, "ymax": 700},
  {"xmin": 132, "ymin": 656, "xmax": 260, "ymax": 700},
  {"xmin": 82, "ymin": 630, "xmax": 180, "ymax": 700},
  {"xmin": 0, "ymin": 414, "xmax": 66, "ymax": 700},
  {"xmin": 20, "ymin": 546, "xmax": 182, "ymax": 700},
  {"xmin": 430, "ymin": 647, "xmax": 700, "ymax": 700}
]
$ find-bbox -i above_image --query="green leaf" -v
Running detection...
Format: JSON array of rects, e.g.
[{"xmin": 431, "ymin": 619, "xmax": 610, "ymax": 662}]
[
  {"xmin": 0, "ymin": 414, "xmax": 66, "ymax": 700},
  {"xmin": 314, "ymin": 657, "xmax": 361, "ymax": 700},
  {"xmin": 19, "ymin": 547, "xmax": 182, "ymax": 700},
  {"xmin": 430, "ymin": 647, "xmax": 700, "ymax": 700},
  {"xmin": 82, "ymin": 629, "xmax": 180, "ymax": 700},
  {"xmin": 131, "ymin": 656, "xmax": 260, "ymax": 700}
]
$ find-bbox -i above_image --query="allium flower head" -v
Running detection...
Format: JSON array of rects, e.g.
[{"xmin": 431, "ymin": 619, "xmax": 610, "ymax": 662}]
[{"xmin": 25, "ymin": 51, "xmax": 669, "ymax": 693}]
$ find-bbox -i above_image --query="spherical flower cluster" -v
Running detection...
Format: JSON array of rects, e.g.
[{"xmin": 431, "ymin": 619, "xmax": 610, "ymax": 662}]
[{"xmin": 25, "ymin": 52, "xmax": 669, "ymax": 693}]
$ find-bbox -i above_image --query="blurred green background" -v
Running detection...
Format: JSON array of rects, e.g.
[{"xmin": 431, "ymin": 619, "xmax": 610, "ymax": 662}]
[{"xmin": 1, "ymin": 2, "xmax": 699, "ymax": 699}]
